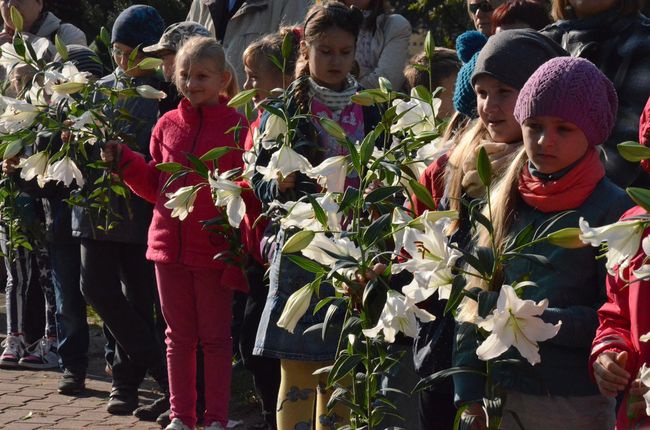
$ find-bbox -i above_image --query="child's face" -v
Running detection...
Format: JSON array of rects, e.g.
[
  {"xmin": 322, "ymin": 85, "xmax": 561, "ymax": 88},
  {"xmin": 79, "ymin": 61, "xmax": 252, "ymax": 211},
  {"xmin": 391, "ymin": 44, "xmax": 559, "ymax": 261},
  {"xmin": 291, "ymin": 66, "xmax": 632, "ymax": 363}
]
[
  {"xmin": 112, "ymin": 42, "xmax": 149, "ymax": 78},
  {"xmin": 523, "ymin": 116, "xmax": 590, "ymax": 174},
  {"xmin": 160, "ymin": 52, "xmax": 176, "ymax": 82},
  {"xmin": 176, "ymin": 56, "xmax": 229, "ymax": 107},
  {"xmin": 437, "ymin": 72, "xmax": 458, "ymax": 119},
  {"xmin": 569, "ymin": 0, "xmax": 619, "ymax": 18},
  {"xmin": 243, "ymin": 56, "xmax": 286, "ymax": 105},
  {"xmin": 474, "ymin": 75, "xmax": 521, "ymax": 144},
  {"xmin": 303, "ymin": 27, "xmax": 356, "ymax": 91}
]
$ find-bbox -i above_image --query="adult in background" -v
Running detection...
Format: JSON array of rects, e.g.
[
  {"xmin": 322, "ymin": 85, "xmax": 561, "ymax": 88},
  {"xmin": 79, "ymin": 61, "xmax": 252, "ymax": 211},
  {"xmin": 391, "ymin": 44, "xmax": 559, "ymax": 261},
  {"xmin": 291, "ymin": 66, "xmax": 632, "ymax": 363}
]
[
  {"xmin": 492, "ymin": 0, "xmax": 552, "ymax": 32},
  {"xmin": 0, "ymin": 0, "xmax": 86, "ymax": 46},
  {"xmin": 466, "ymin": 0, "xmax": 506, "ymax": 36},
  {"xmin": 186, "ymin": 0, "xmax": 312, "ymax": 89},
  {"xmin": 542, "ymin": 0, "xmax": 650, "ymax": 187},
  {"xmin": 336, "ymin": 0, "xmax": 411, "ymax": 90}
]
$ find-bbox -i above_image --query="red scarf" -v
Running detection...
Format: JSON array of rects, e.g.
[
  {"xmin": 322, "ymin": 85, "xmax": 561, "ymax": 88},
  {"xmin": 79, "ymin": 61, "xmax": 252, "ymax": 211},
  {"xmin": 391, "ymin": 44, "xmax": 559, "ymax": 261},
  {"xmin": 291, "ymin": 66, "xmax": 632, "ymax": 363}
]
[{"xmin": 518, "ymin": 148, "xmax": 605, "ymax": 213}]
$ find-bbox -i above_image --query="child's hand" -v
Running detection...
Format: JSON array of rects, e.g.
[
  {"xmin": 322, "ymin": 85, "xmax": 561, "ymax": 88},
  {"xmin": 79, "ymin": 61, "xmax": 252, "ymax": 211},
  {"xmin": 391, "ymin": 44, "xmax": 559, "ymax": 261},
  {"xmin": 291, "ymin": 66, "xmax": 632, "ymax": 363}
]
[
  {"xmin": 61, "ymin": 119, "xmax": 74, "ymax": 144},
  {"xmin": 593, "ymin": 350, "xmax": 630, "ymax": 397},
  {"xmin": 2, "ymin": 156, "xmax": 19, "ymax": 175},
  {"xmin": 278, "ymin": 172, "xmax": 296, "ymax": 192},
  {"xmin": 101, "ymin": 140, "xmax": 122, "ymax": 164}
]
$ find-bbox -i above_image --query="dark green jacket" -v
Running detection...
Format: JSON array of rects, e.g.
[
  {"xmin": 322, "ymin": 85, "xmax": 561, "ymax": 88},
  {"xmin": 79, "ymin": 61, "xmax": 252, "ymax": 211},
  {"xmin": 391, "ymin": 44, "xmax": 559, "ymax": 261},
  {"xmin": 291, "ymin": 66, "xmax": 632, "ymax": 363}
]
[{"xmin": 453, "ymin": 177, "xmax": 633, "ymax": 404}]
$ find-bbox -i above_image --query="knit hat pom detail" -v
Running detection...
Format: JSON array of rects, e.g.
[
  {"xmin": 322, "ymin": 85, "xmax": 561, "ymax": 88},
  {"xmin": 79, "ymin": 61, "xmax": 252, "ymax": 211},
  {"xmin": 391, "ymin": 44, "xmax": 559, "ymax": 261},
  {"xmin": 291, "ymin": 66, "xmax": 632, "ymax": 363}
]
[
  {"xmin": 456, "ymin": 31, "xmax": 488, "ymax": 63},
  {"xmin": 514, "ymin": 57, "xmax": 618, "ymax": 147},
  {"xmin": 452, "ymin": 31, "xmax": 488, "ymax": 118}
]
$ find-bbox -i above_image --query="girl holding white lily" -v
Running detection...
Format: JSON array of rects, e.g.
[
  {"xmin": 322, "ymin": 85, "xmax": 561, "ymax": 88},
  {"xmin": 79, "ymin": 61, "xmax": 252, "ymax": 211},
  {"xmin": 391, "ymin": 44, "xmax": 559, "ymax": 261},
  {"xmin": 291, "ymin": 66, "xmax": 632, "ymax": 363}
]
[
  {"xmin": 251, "ymin": 2, "xmax": 381, "ymax": 429},
  {"xmin": 102, "ymin": 36, "xmax": 245, "ymax": 430},
  {"xmin": 454, "ymin": 57, "xmax": 633, "ymax": 429},
  {"xmin": 589, "ymin": 101, "xmax": 650, "ymax": 429}
]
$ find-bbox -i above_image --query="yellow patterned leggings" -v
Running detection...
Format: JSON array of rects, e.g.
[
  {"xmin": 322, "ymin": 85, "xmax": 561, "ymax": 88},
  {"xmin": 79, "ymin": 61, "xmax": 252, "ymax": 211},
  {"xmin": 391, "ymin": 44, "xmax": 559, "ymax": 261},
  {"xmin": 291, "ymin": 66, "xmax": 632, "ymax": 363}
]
[{"xmin": 276, "ymin": 359, "xmax": 349, "ymax": 430}]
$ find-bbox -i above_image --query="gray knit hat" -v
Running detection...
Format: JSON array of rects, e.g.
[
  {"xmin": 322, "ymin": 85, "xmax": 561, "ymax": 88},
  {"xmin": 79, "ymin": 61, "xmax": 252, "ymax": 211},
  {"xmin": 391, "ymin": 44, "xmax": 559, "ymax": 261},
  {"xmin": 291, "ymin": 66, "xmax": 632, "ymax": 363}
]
[
  {"xmin": 471, "ymin": 29, "xmax": 568, "ymax": 90},
  {"xmin": 111, "ymin": 5, "xmax": 165, "ymax": 49},
  {"xmin": 143, "ymin": 22, "xmax": 212, "ymax": 55}
]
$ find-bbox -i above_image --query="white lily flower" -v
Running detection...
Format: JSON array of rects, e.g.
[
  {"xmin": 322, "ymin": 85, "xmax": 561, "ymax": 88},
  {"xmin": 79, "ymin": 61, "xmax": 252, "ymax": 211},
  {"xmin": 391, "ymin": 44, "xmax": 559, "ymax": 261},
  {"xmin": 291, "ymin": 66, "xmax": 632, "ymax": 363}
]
[
  {"xmin": 256, "ymin": 144, "xmax": 312, "ymax": 182},
  {"xmin": 0, "ymin": 98, "xmax": 41, "ymax": 133},
  {"xmin": 164, "ymin": 186, "xmax": 197, "ymax": 221},
  {"xmin": 46, "ymin": 156, "xmax": 84, "ymax": 187},
  {"xmin": 209, "ymin": 172, "xmax": 245, "ymax": 228},
  {"xmin": 640, "ymin": 331, "xmax": 650, "ymax": 342},
  {"xmin": 70, "ymin": 111, "xmax": 96, "ymax": 131},
  {"xmin": 363, "ymin": 289, "xmax": 436, "ymax": 343},
  {"xmin": 0, "ymin": 38, "xmax": 50, "ymax": 69},
  {"xmin": 305, "ymin": 155, "xmax": 348, "ymax": 193},
  {"xmin": 390, "ymin": 88, "xmax": 440, "ymax": 135},
  {"xmin": 579, "ymin": 217, "xmax": 645, "ymax": 275},
  {"xmin": 260, "ymin": 114, "xmax": 288, "ymax": 148},
  {"xmin": 301, "ymin": 233, "xmax": 362, "ymax": 270},
  {"xmin": 18, "ymin": 151, "xmax": 48, "ymax": 188},
  {"xmin": 26, "ymin": 82, "xmax": 48, "ymax": 107},
  {"xmin": 136, "ymin": 85, "xmax": 167, "ymax": 100},
  {"xmin": 476, "ymin": 284, "xmax": 561, "ymax": 365},
  {"xmin": 392, "ymin": 216, "xmax": 461, "ymax": 303},
  {"xmin": 277, "ymin": 283, "xmax": 313, "ymax": 334},
  {"xmin": 276, "ymin": 193, "xmax": 341, "ymax": 232}
]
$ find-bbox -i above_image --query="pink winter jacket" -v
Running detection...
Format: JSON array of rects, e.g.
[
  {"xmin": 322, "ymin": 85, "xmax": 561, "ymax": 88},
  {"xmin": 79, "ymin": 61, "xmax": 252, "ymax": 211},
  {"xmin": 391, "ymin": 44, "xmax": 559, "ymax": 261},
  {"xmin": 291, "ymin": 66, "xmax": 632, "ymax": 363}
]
[
  {"xmin": 589, "ymin": 206, "xmax": 650, "ymax": 428},
  {"xmin": 118, "ymin": 98, "xmax": 248, "ymax": 288}
]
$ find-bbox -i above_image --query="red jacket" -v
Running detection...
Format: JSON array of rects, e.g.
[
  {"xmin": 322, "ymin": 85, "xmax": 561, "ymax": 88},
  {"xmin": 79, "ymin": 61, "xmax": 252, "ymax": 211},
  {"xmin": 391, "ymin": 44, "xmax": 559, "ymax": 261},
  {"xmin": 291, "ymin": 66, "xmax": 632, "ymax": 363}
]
[
  {"xmin": 119, "ymin": 98, "xmax": 248, "ymax": 288},
  {"xmin": 590, "ymin": 206, "xmax": 650, "ymax": 428},
  {"xmin": 411, "ymin": 151, "xmax": 449, "ymax": 216}
]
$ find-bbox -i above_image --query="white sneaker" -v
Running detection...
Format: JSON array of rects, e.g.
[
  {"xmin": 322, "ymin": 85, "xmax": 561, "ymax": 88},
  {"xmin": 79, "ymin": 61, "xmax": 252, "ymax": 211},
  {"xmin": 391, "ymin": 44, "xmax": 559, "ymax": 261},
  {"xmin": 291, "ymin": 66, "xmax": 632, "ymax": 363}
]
[
  {"xmin": 0, "ymin": 334, "xmax": 25, "ymax": 368},
  {"xmin": 165, "ymin": 418, "xmax": 194, "ymax": 430},
  {"xmin": 205, "ymin": 422, "xmax": 225, "ymax": 430},
  {"xmin": 19, "ymin": 337, "xmax": 60, "ymax": 369}
]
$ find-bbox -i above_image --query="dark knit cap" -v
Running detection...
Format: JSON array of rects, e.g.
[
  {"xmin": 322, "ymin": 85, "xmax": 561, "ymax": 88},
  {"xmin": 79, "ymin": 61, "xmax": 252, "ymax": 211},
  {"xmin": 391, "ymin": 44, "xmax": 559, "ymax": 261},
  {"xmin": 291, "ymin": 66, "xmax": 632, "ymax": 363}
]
[
  {"xmin": 514, "ymin": 57, "xmax": 618, "ymax": 147},
  {"xmin": 453, "ymin": 31, "xmax": 487, "ymax": 118},
  {"xmin": 471, "ymin": 29, "xmax": 568, "ymax": 90},
  {"xmin": 54, "ymin": 45, "xmax": 104, "ymax": 78},
  {"xmin": 111, "ymin": 5, "xmax": 165, "ymax": 49}
]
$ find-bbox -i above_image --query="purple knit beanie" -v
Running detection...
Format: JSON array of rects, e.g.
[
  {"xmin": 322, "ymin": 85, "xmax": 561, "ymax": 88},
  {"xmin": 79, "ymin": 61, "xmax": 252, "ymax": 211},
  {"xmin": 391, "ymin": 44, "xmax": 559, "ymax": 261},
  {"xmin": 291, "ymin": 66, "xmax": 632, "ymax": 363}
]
[{"xmin": 514, "ymin": 57, "xmax": 618, "ymax": 147}]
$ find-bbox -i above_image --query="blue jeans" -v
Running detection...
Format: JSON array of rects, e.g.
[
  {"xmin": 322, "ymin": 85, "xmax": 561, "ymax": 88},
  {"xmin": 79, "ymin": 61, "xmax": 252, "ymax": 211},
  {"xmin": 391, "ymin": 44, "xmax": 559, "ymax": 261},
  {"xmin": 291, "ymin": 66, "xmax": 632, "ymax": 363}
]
[{"xmin": 50, "ymin": 240, "xmax": 88, "ymax": 372}]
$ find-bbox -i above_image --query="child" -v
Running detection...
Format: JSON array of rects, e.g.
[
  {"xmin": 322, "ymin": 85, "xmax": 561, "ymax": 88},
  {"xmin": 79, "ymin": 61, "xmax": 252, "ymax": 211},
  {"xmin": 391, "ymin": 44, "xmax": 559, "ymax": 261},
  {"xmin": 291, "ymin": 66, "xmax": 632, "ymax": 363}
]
[
  {"xmin": 454, "ymin": 56, "xmax": 633, "ymax": 429},
  {"xmin": 589, "ymin": 98, "xmax": 650, "ymax": 429},
  {"xmin": 102, "ymin": 36, "xmax": 246, "ymax": 430},
  {"xmin": 142, "ymin": 21, "xmax": 212, "ymax": 116},
  {"xmin": 403, "ymin": 47, "xmax": 461, "ymax": 120},
  {"xmin": 239, "ymin": 26, "xmax": 302, "ymax": 430},
  {"xmin": 73, "ymin": 4, "xmax": 168, "ymax": 416},
  {"xmin": 410, "ymin": 30, "xmax": 567, "ymax": 430},
  {"xmin": 336, "ymin": 0, "xmax": 411, "ymax": 90},
  {"xmin": 251, "ymin": 3, "xmax": 380, "ymax": 429}
]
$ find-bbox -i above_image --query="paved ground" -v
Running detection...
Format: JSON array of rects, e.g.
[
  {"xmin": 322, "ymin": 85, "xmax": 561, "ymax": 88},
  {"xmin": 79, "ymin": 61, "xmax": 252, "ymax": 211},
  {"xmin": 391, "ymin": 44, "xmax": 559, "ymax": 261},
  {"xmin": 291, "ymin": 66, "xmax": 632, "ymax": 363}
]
[{"xmin": 0, "ymin": 293, "xmax": 263, "ymax": 429}]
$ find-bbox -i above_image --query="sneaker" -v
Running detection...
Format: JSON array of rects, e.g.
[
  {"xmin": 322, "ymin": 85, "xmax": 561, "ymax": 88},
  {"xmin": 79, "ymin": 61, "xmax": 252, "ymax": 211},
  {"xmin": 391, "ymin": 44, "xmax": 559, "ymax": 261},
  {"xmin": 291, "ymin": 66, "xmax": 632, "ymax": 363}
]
[
  {"xmin": 165, "ymin": 417, "xmax": 193, "ymax": 430},
  {"xmin": 19, "ymin": 337, "xmax": 59, "ymax": 369},
  {"xmin": 156, "ymin": 408, "xmax": 171, "ymax": 427},
  {"xmin": 133, "ymin": 395, "xmax": 170, "ymax": 421},
  {"xmin": 0, "ymin": 334, "xmax": 25, "ymax": 368},
  {"xmin": 58, "ymin": 368, "xmax": 86, "ymax": 395},
  {"xmin": 106, "ymin": 388, "xmax": 139, "ymax": 415},
  {"xmin": 205, "ymin": 422, "xmax": 225, "ymax": 430}
]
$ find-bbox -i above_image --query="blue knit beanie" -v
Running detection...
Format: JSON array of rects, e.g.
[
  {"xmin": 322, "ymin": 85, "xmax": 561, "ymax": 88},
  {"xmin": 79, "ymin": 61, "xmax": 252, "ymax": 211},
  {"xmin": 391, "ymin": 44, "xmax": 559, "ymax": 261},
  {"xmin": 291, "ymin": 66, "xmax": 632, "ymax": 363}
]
[
  {"xmin": 111, "ymin": 5, "xmax": 165, "ymax": 49},
  {"xmin": 453, "ymin": 31, "xmax": 487, "ymax": 118}
]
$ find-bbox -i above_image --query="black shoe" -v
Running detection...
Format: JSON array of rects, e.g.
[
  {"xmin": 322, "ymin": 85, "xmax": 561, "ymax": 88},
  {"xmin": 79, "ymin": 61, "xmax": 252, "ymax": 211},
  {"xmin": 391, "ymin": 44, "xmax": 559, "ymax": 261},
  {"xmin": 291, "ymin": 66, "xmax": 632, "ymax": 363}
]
[
  {"xmin": 156, "ymin": 408, "xmax": 171, "ymax": 427},
  {"xmin": 133, "ymin": 395, "xmax": 170, "ymax": 421},
  {"xmin": 106, "ymin": 388, "xmax": 139, "ymax": 415},
  {"xmin": 57, "ymin": 368, "xmax": 86, "ymax": 395}
]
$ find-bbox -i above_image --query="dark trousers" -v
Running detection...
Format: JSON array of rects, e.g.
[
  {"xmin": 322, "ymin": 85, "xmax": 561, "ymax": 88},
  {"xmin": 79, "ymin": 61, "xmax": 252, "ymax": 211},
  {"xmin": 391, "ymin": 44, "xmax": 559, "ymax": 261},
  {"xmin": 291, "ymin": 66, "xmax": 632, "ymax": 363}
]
[
  {"xmin": 79, "ymin": 239, "xmax": 166, "ymax": 390},
  {"xmin": 240, "ymin": 261, "xmax": 280, "ymax": 430},
  {"xmin": 418, "ymin": 378, "xmax": 456, "ymax": 430},
  {"xmin": 50, "ymin": 240, "xmax": 88, "ymax": 372}
]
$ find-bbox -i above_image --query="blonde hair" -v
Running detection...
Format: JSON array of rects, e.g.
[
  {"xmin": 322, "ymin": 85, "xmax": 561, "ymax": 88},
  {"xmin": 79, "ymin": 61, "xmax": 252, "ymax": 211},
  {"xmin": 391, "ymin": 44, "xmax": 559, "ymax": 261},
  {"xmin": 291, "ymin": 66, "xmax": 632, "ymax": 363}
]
[
  {"xmin": 174, "ymin": 36, "xmax": 238, "ymax": 99},
  {"xmin": 444, "ymin": 120, "xmax": 489, "ymax": 231}
]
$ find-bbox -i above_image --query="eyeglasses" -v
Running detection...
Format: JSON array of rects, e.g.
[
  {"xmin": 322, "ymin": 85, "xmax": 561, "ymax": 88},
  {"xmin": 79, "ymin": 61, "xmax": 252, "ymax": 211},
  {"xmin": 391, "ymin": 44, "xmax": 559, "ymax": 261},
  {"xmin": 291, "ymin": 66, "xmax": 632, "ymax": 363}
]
[
  {"xmin": 111, "ymin": 46, "xmax": 132, "ymax": 58},
  {"xmin": 468, "ymin": 1, "xmax": 494, "ymax": 14}
]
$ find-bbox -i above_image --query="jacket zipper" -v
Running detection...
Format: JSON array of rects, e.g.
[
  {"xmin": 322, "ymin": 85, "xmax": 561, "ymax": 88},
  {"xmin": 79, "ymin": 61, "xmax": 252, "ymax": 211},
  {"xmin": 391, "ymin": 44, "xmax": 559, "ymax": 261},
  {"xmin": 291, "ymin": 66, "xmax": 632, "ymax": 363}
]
[{"xmin": 176, "ymin": 107, "xmax": 203, "ymax": 263}]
